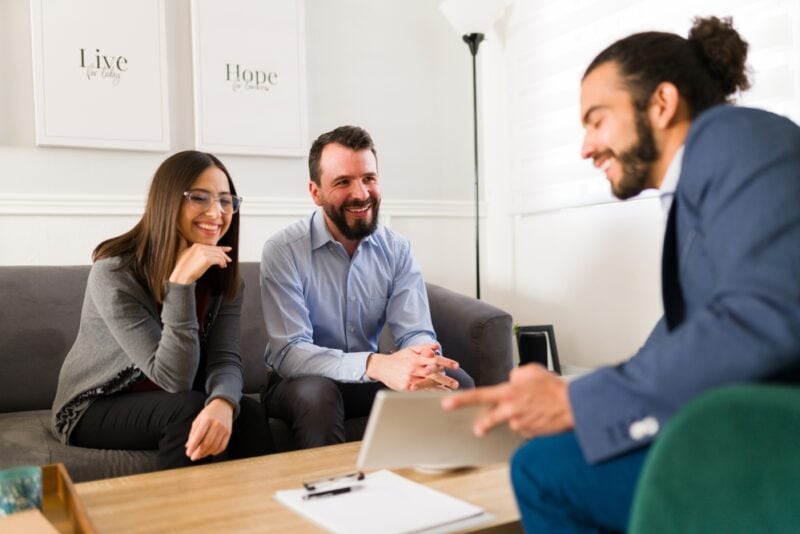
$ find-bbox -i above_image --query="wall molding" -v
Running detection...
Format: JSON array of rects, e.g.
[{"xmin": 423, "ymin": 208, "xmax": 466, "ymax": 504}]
[{"xmin": 0, "ymin": 194, "xmax": 485, "ymax": 219}]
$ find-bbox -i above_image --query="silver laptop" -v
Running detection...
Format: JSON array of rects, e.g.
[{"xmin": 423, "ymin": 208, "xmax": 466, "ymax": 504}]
[{"xmin": 356, "ymin": 390, "xmax": 525, "ymax": 470}]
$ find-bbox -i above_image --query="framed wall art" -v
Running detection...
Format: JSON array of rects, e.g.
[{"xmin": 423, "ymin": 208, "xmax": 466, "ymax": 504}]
[
  {"xmin": 30, "ymin": 0, "xmax": 170, "ymax": 151},
  {"xmin": 191, "ymin": 0, "xmax": 308, "ymax": 156}
]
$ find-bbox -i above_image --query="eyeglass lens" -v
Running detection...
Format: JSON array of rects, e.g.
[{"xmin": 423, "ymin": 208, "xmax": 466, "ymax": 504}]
[{"xmin": 184, "ymin": 190, "xmax": 241, "ymax": 213}]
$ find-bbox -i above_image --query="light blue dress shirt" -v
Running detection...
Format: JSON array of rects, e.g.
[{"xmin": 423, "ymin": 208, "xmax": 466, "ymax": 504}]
[
  {"xmin": 658, "ymin": 145, "xmax": 683, "ymax": 214},
  {"xmin": 260, "ymin": 209, "xmax": 437, "ymax": 382}
]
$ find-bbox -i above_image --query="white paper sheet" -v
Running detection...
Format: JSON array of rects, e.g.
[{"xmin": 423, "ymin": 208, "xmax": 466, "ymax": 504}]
[{"xmin": 274, "ymin": 470, "xmax": 488, "ymax": 534}]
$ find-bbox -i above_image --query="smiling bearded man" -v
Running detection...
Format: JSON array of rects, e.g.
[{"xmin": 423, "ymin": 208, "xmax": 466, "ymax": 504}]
[{"xmin": 259, "ymin": 125, "xmax": 475, "ymax": 450}]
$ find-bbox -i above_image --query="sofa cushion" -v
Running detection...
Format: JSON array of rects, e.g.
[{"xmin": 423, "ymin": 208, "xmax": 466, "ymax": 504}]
[
  {"xmin": 0, "ymin": 411, "xmax": 51, "ymax": 468},
  {"xmin": 0, "ymin": 410, "xmax": 158, "ymax": 482}
]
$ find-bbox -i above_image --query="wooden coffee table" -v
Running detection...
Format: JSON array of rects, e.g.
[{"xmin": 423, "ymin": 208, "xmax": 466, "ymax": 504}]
[{"xmin": 75, "ymin": 442, "xmax": 521, "ymax": 533}]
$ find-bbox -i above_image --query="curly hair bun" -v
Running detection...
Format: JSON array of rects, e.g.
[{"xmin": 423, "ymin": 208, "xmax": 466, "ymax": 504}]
[{"xmin": 688, "ymin": 16, "xmax": 750, "ymax": 98}]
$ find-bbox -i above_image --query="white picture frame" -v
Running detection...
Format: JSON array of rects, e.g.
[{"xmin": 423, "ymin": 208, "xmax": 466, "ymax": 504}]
[
  {"xmin": 30, "ymin": 0, "xmax": 170, "ymax": 152},
  {"xmin": 191, "ymin": 0, "xmax": 308, "ymax": 157}
]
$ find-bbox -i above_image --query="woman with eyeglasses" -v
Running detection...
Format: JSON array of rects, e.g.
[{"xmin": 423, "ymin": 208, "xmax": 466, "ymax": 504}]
[{"xmin": 51, "ymin": 150, "xmax": 274, "ymax": 470}]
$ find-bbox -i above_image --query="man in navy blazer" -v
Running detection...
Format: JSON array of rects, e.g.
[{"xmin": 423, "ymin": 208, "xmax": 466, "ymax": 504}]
[{"xmin": 444, "ymin": 16, "xmax": 800, "ymax": 532}]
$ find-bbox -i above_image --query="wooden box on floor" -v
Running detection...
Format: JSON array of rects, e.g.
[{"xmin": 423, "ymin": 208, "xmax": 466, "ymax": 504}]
[{"xmin": 41, "ymin": 463, "xmax": 95, "ymax": 534}]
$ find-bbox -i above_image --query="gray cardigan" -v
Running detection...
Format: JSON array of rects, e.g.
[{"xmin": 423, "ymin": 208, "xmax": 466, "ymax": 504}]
[{"xmin": 51, "ymin": 256, "xmax": 244, "ymax": 443}]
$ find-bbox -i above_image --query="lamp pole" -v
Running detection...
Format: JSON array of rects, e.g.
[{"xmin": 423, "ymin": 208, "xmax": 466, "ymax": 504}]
[{"xmin": 463, "ymin": 32, "xmax": 484, "ymax": 300}]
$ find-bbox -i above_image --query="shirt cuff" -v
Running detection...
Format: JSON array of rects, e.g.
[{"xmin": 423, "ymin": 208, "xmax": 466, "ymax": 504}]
[{"xmin": 342, "ymin": 351, "xmax": 373, "ymax": 382}]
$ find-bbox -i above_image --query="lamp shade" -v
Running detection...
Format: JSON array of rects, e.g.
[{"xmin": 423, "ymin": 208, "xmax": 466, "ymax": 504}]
[{"xmin": 439, "ymin": 0, "xmax": 510, "ymax": 36}]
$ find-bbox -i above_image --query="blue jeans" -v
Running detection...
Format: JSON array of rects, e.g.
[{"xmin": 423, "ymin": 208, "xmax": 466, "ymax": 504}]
[{"xmin": 510, "ymin": 431, "xmax": 648, "ymax": 533}]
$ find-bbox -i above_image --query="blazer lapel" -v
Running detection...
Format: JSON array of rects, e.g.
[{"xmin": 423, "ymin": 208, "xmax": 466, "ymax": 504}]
[{"xmin": 662, "ymin": 199, "xmax": 685, "ymax": 330}]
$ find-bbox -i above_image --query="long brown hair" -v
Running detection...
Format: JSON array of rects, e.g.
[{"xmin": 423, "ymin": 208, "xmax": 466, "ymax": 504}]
[{"xmin": 93, "ymin": 151, "xmax": 240, "ymax": 303}]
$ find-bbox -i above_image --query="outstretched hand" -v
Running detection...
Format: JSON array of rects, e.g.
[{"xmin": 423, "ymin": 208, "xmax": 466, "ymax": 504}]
[
  {"xmin": 441, "ymin": 363, "xmax": 574, "ymax": 438},
  {"xmin": 366, "ymin": 343, "xmax": 460, "ymax": 391}
]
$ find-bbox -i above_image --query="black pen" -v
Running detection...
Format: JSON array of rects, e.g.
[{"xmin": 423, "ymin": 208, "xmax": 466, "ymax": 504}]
[
  {"xmin": 302, "ymin": 485, "xmax": 357, "ymax": 500},
  {"xmin": 303, "ymin": 471, "xmax": 364, "ymax": 491}
]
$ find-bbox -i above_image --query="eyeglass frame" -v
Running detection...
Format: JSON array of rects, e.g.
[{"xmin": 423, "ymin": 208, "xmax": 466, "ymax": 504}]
[{"xmin": 182, "ymin": 189, "xmax": 243, "ymax": 214}]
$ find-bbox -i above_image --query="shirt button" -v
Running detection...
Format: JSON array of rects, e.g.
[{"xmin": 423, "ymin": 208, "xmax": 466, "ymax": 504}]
[
  {"xmin": 350, "ymin": 296, "xmax": 356, "ymax": 302},
  {"xmin": 349, "ymin": 326, "xmax": 355, "ymax": 333}
]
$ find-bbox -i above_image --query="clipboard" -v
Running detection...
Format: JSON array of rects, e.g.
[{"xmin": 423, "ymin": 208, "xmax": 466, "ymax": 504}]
[{"xmin": 274, "ymin": 469, "xmax": 488, "ymax": 534}]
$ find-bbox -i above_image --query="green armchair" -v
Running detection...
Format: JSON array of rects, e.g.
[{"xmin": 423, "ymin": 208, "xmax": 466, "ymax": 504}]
[{"xmin": 629, "ymin": 384, "xmax": 800, "ymax": 533}]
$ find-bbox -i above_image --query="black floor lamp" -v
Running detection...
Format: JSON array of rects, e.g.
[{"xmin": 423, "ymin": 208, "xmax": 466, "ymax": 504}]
[{"xmin": 440, "ymin": 0, "xmax": 510, "ymax": 300}]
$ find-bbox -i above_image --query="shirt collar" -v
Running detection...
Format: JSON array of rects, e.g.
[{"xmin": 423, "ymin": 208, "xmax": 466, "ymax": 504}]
[
  {"xmin": 659, "ymin": 145, "xmax": 684, "ymax": 213},
  {"xmin": 310, "ymin": 209, "xmax": 334, "ymax": 251}
]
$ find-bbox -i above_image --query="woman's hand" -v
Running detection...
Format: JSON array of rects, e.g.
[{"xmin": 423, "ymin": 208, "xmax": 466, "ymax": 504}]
[
  {"xmin": 169, "ymin": 243, "xmax": 232, "ymax": 285},
  {"xmin": 185, "ymin": 398, "xmax": 234, "ymax": 461}
]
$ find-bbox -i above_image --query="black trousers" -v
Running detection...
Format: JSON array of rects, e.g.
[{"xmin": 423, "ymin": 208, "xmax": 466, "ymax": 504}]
[
  {"xmin": 264, "ymin": 368, "xmax": 475, "ymax": 450},
  {"xmin": 71, "ymin": 390, "xmax": 275, "ymax": 470},
  {"xmin": 264, "ymin": 377, "xmax": 384, "ymax": 449}
]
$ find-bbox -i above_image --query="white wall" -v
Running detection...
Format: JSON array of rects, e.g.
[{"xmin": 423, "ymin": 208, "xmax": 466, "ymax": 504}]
[
  {"xmin": 0, "ymin": 0, "xmax": 480, "ymax": 296},
  {"xmin": 508, "ymin": 200, "xmax": 664, "ymax": 368}
]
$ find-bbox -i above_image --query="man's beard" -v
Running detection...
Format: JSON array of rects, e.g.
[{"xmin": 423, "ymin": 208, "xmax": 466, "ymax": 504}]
[
  {"xmin": 612, "ymin": 109, "xmax": 660, "ymax": 200},
  {"xmin": 324, "ymin": 195, "xmax": 380, "ymax": 240}
]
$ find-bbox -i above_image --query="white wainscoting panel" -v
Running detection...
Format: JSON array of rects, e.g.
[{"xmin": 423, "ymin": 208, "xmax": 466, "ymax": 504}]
[{"xmin": 0, "ymin": 195, "xmax": 482, "ymax": 293}]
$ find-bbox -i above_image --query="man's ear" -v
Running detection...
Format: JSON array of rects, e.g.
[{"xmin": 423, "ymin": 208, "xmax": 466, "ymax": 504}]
[
  {"xmin": 309, "ymin": 180, "xmax": 323, "ymax": 206},
  {"xmin": 648, "ymin": 82, "xmax": 681, "ymax": 130}
]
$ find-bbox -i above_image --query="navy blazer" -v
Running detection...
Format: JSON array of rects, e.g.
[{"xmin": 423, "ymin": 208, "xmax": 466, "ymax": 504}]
[{"xmin": 569, "ymin": 105, "xmax": 800, "ymax": 464}]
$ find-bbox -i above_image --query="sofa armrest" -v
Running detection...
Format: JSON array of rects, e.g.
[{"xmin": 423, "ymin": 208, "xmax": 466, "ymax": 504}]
[
  {"xmin": 629, "ymin": 384, "xmax": 800, "ymax": 533},
  {"xmin": 377, "ymin": 284, "xmax": 513, "ymax": 386},
  {"xmin": 378, "ymin": 284, "xmax": 513, "ymax": 386},
  {"xmin": 426, "ymin": 283, "xmax": 513, "ymax": 386}
]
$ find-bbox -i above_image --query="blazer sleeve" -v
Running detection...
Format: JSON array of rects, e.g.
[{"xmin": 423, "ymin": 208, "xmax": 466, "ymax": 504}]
[
  {"xmin": 569, "ymin": 107, "xmax": 800, "ymax": 464},
  {"xmin": 89, "ymin": 261, "xmax": 201, "ymax": 393},
  {"xmin": 203, "ymin": 279, "xmax": 245, "ymax": 418}
]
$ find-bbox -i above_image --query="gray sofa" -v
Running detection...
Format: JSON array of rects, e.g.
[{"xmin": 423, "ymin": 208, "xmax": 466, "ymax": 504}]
[{"xmin": 0, "ymin": 263, "xmax": 513, "ymax": 482}]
